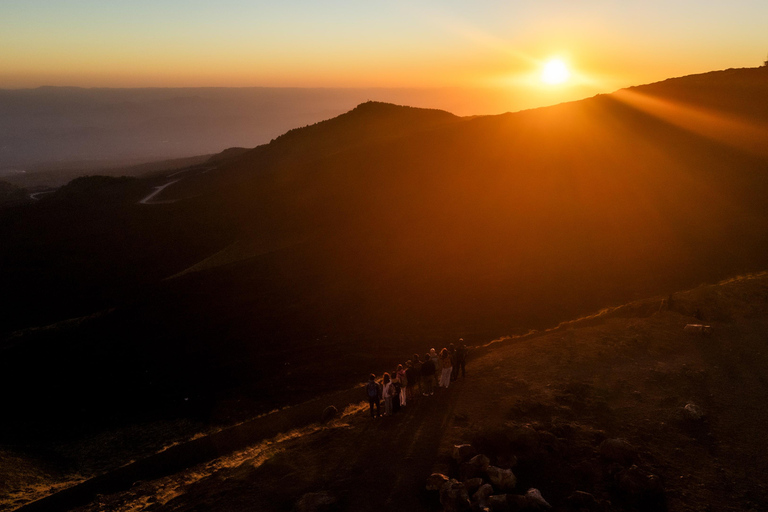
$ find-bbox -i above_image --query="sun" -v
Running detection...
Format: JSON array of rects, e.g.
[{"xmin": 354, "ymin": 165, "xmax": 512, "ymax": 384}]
[{"xmin": 541, "ymin": 59, "xmax": 570, "ymax": 85}]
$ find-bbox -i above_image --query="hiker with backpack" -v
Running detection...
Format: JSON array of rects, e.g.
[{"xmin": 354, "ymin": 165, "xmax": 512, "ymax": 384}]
[
  {"xmin": 456, "ymin": 341, "xmax": 468, "ymax": 379},
  {"xmin": 366, "ymin": 374, "xmax": 382, "ymax": 418},
  {"xmin": 449, "ymin": 343, "xmax": 458, "ymax": 381}
]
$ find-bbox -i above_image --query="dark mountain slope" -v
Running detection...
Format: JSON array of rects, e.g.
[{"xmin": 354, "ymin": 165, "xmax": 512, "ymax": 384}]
[
  {"xmin": 2, "ymin": 68, "xmax": 768, "ymax": 438},
  {"xmin": 627, "ymin": 66, "xmax": 768, "ymax": 122}
]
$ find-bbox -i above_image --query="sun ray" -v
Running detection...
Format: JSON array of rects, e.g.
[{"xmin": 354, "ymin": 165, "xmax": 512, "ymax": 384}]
[{"xmin": 612, "ymin": 88, "xmax": 768, "ymax": 157}]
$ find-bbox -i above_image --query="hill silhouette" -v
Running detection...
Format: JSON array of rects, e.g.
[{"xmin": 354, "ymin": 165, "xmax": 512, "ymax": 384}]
[{"xmin": 2, "ymin": 67, "xmax": 768, "ymax": 452}]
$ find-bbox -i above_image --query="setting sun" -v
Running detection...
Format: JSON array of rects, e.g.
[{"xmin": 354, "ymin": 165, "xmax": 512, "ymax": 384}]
[{"xmin": 541, "ymin": 59, "xmax": 570, "ymax": 85}]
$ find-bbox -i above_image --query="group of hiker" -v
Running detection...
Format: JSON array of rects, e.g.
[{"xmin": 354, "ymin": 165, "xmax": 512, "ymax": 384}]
[{"xmin": 365, "ymin": 340, "xmax": 469, "ymax": 418}]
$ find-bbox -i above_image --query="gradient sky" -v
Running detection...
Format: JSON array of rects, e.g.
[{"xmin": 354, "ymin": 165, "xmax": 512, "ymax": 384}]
[{"xmin": 2, "ymin": 1, "xmax": 767, "ymax": 113}]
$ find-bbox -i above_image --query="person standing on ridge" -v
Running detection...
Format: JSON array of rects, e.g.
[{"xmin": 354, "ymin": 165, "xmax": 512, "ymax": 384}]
[
  {"xmin": 439, "ymin": 348, "xmax": 453, "ymax": 389},
  {"xmin": 449, "ymin": 343, "xmax": 458, "ymax": 381},
  {"xmin": 396, "ymin": 364, "xmax": 407, "ymax": 408},
  {"xmin": 410, "ymin": 354, "xmax": 422, "ymax": 396},
  {"xmin": 382, "ymin": 373, "xmax": 394, "ymax": 416},
  {"xmin": 366, "ymin": 373, "xmax": 382, "ymax": 418},
  {"xmin": 421, "ymin": 353, "xmax": 435, "ymax": 396},
  {"xmin": 405, "ymin": 360, "xmax": 417, "ymax": 403},
  {"xmin": 456, "ymin": 340, "xmax": 468, "ymax": 379},
  {"xmin": 429, "ymin": 348, "xmax": 440, "ymax": 389}
]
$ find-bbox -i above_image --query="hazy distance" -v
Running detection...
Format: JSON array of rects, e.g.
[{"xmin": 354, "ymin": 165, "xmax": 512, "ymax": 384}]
[{"xmin": 0, "ymin": 85, "xmax": 555, "ymax": 175}]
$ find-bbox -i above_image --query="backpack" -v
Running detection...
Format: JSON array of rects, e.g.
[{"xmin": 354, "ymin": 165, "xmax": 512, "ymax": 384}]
[{"xmin": 366, "ymin": 381, "xmax": 379, "ymax": 398}]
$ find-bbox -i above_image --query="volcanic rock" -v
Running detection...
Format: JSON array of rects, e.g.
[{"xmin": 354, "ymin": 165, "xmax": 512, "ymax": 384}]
[
  {"xmin": 524, "ymin": 488, "xmax": 551, "ymax": 509},
  {"xmin": 454, "ymin": 444, "xmax": 478, "ymax": 463},
  {"xmin": 440, "ymin": 479, "xmax": 472, "ymax": 512},
  {"xmin": 464, "ymin": 478, "xmax": 485, "ymax": 494},
  {"xmin": 486, "ymin": 465, "xmax": 516, "ymax": 491},
  {"xmin": 321, "ymin": 406, "xmax": 338, "ymax": 423},
  {"xmin": 598, "ymin": 438, "xmax": 637, "ymax": 464},
  {"xmin": 683, "ymin": 402, "xmax": 704, "ymax": 421},
  {"xmin": 426, "ymin": 473, "xmax": 450, "ymax": 491},
  {"xmin": 469, "ymin": 454, "xmax": 491, "ymax": 471}
]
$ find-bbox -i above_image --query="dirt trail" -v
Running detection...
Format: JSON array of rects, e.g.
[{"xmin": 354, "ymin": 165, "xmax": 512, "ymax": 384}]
[
  {"xmin": 15, "ymin": 365, "xmax": 471, "ymax": 512},
  {"xmin": 143, "ymin": 382, "xmax": 466, "ymax": 512},
  {"xmin": 14, "ymin": 384, "xmax": 372, "ymax": 512},
  {"xmin": 13, "ymin": 297, "xmax": 653, "ymax": 512},
  {"xmin": 334, "ymin": 387, "xmax": 462, "ymax": 512}
]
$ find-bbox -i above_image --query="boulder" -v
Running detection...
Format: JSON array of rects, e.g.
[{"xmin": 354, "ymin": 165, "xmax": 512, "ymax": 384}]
[
  {"xmin": 496, "ymin": 454, "xmax": 518, "ymax": 469},
  {"xmin": 426, "ymin": 473, "xmax": 450, "ymax": 491},
  {"xmin": 486, "ymin": 466, "xmax": 516, "ymax": 492},
  {"xmin": 454, "ymin": 444, "xmax": 479, "ymax": 463},
  {"xmin": 682, "ymin": 402, "xmax": 704, "ymax": 421},
  {"xmin": 616, "ymin": 465, "xmax": 663, "ymax": 500},
  {"xmin": 566, "ymin": 490, "xmax": 597, "ymax": 507},
  {"xmin": 473, "ymin": 483, "xmax": 494, "ymax": 503},
  {"xmin": 294, "ymin": 491, "xmax": 337, "ymax": 512},
  {"xmin": 320, "ymin": 406, "xmax": 338, "ymax": 423},
  {"xmin": 459, "ymin": 462, "xmax": 483, "ymax": 481},
  {"xmin": 440, "ymin": 479, "xmax": 472, "ymax": 512},
  {"xmin": 469, "ymin": 454, "xmax": 491, "ymax": 471},
  {"xmin": 598, "ymin": 438, "xmax": 637, "ymax": 463},
  {"xmin": 524, "ymin": 488, "xmax": 551, "ymax": 510},
  {"xmin": 464, "ymin": 478, "xmax": 485, "ymax": 495},
  {"xmin": 488, "ymin": 494, "xmax": 510, "ymax": 512}
]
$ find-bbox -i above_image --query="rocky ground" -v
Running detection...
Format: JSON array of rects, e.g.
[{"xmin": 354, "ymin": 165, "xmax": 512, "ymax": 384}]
[{"xmin": 6, "ymin": 272, "xmax": 768, "ymax": 511}]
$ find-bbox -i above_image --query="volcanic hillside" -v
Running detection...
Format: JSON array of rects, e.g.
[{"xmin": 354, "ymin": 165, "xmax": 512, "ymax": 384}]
[
  {"xmin": 2, "ymin": 67, "xmax": 768, "ymax": 438},
  {"xmin": 7, "ymin": 272, "xmax": 768, "ymax": 512}
]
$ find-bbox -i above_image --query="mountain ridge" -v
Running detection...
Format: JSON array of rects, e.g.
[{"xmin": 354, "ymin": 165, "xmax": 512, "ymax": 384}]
[{"xmin": 2, "ymin": 66, "xmax": 768, "ymax": 452}]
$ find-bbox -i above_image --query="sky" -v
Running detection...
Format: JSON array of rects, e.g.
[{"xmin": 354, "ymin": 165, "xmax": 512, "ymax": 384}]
[{"xmin": 1, "ymin": 0, "xmax": 767, "ymax": 114}]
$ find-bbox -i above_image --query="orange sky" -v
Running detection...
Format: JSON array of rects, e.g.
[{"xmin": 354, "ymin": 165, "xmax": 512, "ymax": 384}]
[{"xmin": 1, "ymin": 1, "xmax": 766, "ymax": 114}]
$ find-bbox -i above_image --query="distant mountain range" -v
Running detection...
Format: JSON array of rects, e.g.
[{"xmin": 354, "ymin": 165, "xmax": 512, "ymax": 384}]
[
  {"xmin": 2, "ymin": 67, "xmax": 768, "ymax": 438},
  {"xmin": 0, "ymin": 86, "xmax": 513, "ymax": 174},
  {"xmin": 0, "ymin": 87, "xmax": 412, "ymax": 171}
]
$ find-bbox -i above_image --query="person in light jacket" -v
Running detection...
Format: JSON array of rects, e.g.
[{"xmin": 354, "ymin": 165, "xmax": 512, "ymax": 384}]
[
  {"xmin": 439, "ymin": 348, "xmax": 452, "ymax": 389},
  {"xmin": 382, "ymin": 372, "xmax": 394, "ymax": 416},
  {"xmin": 396, "ymin": 364, "xmax": 408, "ymax": 407}
]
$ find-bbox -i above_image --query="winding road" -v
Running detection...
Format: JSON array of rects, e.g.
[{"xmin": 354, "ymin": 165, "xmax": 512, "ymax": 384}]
[
  {"xmin": 138, "ymin": 166, "xmax": 217, "ymax": 205},
  {"xmin": 138, "ymin": 179, "xmax": 181, "ymax": 205}
]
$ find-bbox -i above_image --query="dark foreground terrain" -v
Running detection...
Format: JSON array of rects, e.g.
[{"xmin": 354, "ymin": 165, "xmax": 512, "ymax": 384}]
[{"xmin": 5, "ymin": 272, "xmax": 768, "ymax": 511}]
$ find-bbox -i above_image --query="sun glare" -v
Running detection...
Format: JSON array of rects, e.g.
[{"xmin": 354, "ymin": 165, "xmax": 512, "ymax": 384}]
[{"xmin": 541, "ymin": 59, "xmax": 570, "ymax": 85}]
